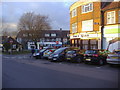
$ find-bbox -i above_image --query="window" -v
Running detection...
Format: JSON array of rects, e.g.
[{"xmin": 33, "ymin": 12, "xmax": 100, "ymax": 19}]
[
  {"xmin": 107, "ymin": 11, "xmax": 115, "ymax": 24},
  {"xmin": 56, "ymin": 38, "xmax": 61, "ymax": 41},
  {"xmin": 51, "ymin": 33, "xmax": 56, "ymax": 37},
  {"xmin": 45, "ymin": 34, "xmax": 50, "ymax": 37},
  {"xmin": 82, "ymin": 19, "xmax": 93, "ymax": 31},
  {"xmin": 72, "ymin": 23, "xmax": 77, "ymax": 33},
  {"xmin": 119, "ymin": 10, "xmax": 120, "ymax": 23},
  {"xmin": 72, "ymin": 8, "xmax": 77, "ymax": 17},
  {"xmin": 23, "ymin": 34, "xmax": 28, "ymax": 37},
  {"xmin": 51, "ymin": 39, "xmax": 55, "ymax": 41},
  {"xmin": 82, "ymin": 3, "xmax": 93, "ymax": 14},
  {"xmin": 46, "ymin": 39, "xmax": 49, "ymax": 42}
]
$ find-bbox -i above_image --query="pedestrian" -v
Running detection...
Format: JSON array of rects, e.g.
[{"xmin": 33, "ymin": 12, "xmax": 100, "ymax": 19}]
[{"xmin": 30, "ymin": 46, "xmax": 35, "ymax": 58}]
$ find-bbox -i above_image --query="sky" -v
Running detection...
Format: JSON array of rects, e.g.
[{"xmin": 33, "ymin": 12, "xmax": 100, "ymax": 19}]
[
  {"xmin": 0, "ymin": 0, "xmax": 79, "ymax": 32},
  {"xmin": 1, "ymin": 0, "xmax": 118, "ymax": 32}
]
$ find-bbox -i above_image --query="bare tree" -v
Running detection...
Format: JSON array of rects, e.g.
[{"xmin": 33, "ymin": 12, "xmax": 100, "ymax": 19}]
[
  {"xmin": 18, "ymin": 12, "xmax": 51, "ymax": 49},
  {"xmin": 1, "ymin": 22, "xmax": 10, "ymax": 36}
]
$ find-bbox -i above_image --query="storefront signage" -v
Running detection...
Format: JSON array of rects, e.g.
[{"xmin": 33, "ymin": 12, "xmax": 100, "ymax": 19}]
[{"xmin": 70, "ymin": 33, "xmax": 100, "ymax": 39}]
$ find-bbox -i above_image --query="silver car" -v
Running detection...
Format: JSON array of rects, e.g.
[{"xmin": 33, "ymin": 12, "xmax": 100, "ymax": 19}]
[{"xmin": 107, "ymin": 50, "xmax": 120, "ymax": 64}]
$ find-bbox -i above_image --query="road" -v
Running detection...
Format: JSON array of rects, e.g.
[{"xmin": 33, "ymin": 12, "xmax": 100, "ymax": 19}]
[{"xmin": 2, "ymin": 54, "xmax": 120, "ymax": 88}]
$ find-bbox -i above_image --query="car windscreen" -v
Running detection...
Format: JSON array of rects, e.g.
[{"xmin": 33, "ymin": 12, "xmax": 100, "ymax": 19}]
[
  {"xmin": 114, "ymin": 51, "xmax": 120, "ymax": 54},
  {"xmin": 54, "ymin": 48, "xmax": 67, "ymax": 54},
  {"xmin": 67, "ymin": 50, "xmax": 76, "ymax": 54},
  {"xmin": 40, "ymin": 49, "xmax": 46, "ymax": 52},
  {"xmin": 85, "ymin": 50, "xmax": 98, "ymax": 54}
]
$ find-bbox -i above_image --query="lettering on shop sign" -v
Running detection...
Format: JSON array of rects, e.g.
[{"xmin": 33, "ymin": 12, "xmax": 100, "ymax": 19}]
[
  {"xmin": 73, "ymin": 35, "xmax": 79, "ymax": 38},
  {"xmin": 81, "ymin": 34, "xmax": 89, "ymax": 37}
]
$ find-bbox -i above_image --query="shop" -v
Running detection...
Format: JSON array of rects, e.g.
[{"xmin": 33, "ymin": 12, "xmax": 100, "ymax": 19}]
[
  {"xmin": 103, "ymin": 25, "xmax": 120, "ymax": 52},
  {"xmin": 70, "ymin": 32, "xmax": 101, "ymax": 49}
]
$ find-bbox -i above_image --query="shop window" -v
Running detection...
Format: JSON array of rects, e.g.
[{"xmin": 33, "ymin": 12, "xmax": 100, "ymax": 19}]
[
  {"xmin": 72, "ymin": 40, "xmax": 74, "ymax": 44},
  {"xmin": 72, "ymin": 23, "xmax": 77, "ymax": 33},
  {"xmin": 82, "ymin": 40, "xmax": 88, "ymax": 44},
  {"xmin": 90, "ymin": 40, "xmax": 97, "ymax": 44},
  {"xmin": 72, "ymin": 8, "xmax": 77, "ymax": 17},
  {"xmin": 107, "ymin": 11, "xmax": 115, "ymax": 24},
  {"xmin": 81, "ymin": 3, "xmax": 93, "ymax": 14}
]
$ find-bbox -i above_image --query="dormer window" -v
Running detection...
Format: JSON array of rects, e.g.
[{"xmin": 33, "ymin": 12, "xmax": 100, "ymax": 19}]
[
  {"xmin": 51, "ymin": 33, "xmax": 56, "ymax": 37},
  {"xmin": 45, "ymin": 34, "xmax": 50, "ymax": 37}
]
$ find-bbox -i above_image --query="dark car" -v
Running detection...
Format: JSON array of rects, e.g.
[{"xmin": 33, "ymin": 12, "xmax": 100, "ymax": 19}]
[
  {"xmin": 65, "ymin": 49, "xmax": 85, "ymax": 63},
  {"xmin": 84, "ymin": 49, "xmax": 107, "ymax": 65},
  {"xmin": 48, "ymin": 47, "xmax": 69, "ymax": 62}
]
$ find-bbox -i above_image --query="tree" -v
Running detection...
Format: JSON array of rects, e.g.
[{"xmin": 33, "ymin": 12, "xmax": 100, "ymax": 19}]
[{"xmin": 17, "ymin": 12, "xmax": 51, "ymax": 49}]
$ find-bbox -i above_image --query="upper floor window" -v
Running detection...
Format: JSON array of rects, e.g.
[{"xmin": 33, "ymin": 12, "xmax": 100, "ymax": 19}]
[
  {"xmin": 82, "ymin": 3, "xmax": 93, "ymax": 14},
  {"xmin": 119, "ymin": 10, "xmax": 120, "ymax": 23},
  {"xmin": 107, "ymin": 11, "xmax": 115, "ymax": 24},
  {"xmin": 51, "ymin": 33, "xmax": 56, "ymax": 37},
  {"xmin": 72, "ymin": 8, "xmax": 77, "ymax": 17},
  {"xmin": 82, "ymin": 19, "xmax": 93, "ymax": 31},
  {"xmin": 72, "ymin": 23, "xmax": 77, "ymax": 33},
  {"xmin": 45, "ymin": 34, "xmax": 50, "ymax": 37}
]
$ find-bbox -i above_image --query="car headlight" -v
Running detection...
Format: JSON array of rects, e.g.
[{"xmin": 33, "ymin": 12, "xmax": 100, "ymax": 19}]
[
  {"xmin": 36, "ymin": 53, "xmax": 39, "ymax": 55},
  {"xmin": 54, "ymin": 54, "xmax": 59, "ymax": 57}
]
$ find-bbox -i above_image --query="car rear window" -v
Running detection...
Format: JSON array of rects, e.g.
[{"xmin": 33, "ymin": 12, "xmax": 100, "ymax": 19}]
[{"xmin": 85, "ymin": 50, "xmax": 98, "ymax": 54}]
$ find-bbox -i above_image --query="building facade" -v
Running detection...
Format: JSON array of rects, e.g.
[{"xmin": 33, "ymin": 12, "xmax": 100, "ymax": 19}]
[
  {"xmin": 69, "ymin": 0, "xmax": 119, "ymax": 51},
  {"xmin": 102, "ymin": 1, "xmax": 120, "ymax": 52},
  {"xmin": 17, "ymin": 29, "xmax": 70, "ymax": 49},
  {"xmin": 70, "ymin": 0, "xmax": 102, "ymax": 50}
]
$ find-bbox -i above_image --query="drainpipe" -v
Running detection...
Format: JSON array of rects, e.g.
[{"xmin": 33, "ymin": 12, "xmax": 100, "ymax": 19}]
[{"xmin": 101, "ymin": 10, "xmax": 104, "ymax": 50}]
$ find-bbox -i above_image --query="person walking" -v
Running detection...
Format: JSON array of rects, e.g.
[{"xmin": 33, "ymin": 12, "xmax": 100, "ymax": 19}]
[{"xmin": 30, "ymin": 46, "xmax": 35, "ymax": 58}]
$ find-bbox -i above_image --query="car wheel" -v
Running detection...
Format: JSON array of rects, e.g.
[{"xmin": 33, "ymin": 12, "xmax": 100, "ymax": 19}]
[
  {"xmin": 77, "ymin": 57, "xmax": 82, "ymax": 63},
  {"xmin": 99, "ymin": 59, "xmax": 104, "ymax": 65}
]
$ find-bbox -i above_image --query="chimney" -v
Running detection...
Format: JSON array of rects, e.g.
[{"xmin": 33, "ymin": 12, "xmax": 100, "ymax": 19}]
[{"xmin": 60, "ymin": 28, "xmax": 62, "ymax": 31}]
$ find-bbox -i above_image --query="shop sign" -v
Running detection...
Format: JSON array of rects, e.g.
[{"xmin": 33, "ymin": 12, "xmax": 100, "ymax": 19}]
[{"xmin": 70, "ymin": 33, "xmax": 99, "ymax": 39}]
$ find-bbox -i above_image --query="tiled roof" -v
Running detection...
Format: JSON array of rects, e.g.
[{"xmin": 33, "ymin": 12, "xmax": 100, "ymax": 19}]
[{"xmin": 102, "ymin": 1, "xmax": 120, "ymax": 11}]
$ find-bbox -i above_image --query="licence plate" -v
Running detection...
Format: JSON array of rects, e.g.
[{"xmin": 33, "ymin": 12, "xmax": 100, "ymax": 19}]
[
  {"xmin": 86, "ymin": 59, "xmax": 91, "ymax": 61},
  {"xmin": 112, "ymin": 57, "xmax": 118, "ymax": 59},
  {"xmin": 53, "ymin": 58, "xmax": 57, "ymax": 60},
  {"xmin": 67, "ymin": 58, "xmax": 71, "ymax": 60}
]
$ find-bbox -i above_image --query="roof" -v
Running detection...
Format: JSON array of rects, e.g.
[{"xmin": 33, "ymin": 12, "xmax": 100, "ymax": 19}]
[
  {"xmin": 3, "ymin": 36, "xmax": 21, "ymax": 45},
  {"xmin": 17, "ymin": 30, "xmax": 70, "ymax": 38},
  {"xmin": 102, "ymin": 1, "xmax": 120, "ymax": 11}
]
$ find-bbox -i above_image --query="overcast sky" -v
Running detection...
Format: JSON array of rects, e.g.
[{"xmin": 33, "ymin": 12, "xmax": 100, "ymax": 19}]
[
  {"xmin": 1, "ymin": 0, "xmax": 79, "ymax": 32},
  {"xmin": 1, "ymin": 0, "xmax": 117, "ymax": 32}
]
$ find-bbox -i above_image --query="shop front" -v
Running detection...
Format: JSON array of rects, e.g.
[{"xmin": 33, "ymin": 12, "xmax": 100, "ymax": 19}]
[
  {"xmin": 70, "ymin": 32, "xmax": 101, "ymax": 49},
  {"xmin": 103, "ymin": 25, "xmax": 120, "ymax": 52}
]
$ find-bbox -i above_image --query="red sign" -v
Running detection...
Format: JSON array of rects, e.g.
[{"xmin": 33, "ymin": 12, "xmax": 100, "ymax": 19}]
[{"xmin": 56, "ymin": 41, "xmax": 59, "ymax": 44}]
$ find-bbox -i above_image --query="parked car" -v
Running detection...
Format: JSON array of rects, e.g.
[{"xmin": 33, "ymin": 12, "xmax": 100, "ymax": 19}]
[
  {"xmin": 34, "ymin": 48, "xmax": 51, "ymax": 59},
  {"xmin": 65, "ymin": 49, "xmax": 85, "ymax": 63},
  {"xmin": 48, "ymin": 47, "xmax": 69, "ymax": 62},
  {"xmin": 107, "ymin": 50, "xmax": 120, "ymax": 65},
  {"xmin": 43, "ymin": 49, "xmax": 56, "ymax": 59},
  {"xmin": 84, "ymin": 49, "xmax": 107, "ymax": 65},
  {"xmin": 33, "ymin": 49, "xmax": 40, "ymax": 58}
]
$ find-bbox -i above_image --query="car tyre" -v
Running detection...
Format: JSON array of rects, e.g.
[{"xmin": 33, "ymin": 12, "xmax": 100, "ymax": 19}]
[
  {"xmin": 76, "ymin": 57, "xmax": 82, "ymax": 63},
  {"xmin": 99, "ymin": 59, "xmax": 104, "ymax": 65}
]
